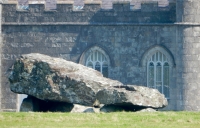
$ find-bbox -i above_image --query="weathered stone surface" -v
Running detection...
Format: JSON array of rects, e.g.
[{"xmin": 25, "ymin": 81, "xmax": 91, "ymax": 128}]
[
  {"xmin": 96, "ymin": 85, "xmax": 168, "ymax": 109},
  {"xmin": 9, "ymin": 53, "xmax": 123, "ymax": 106}
]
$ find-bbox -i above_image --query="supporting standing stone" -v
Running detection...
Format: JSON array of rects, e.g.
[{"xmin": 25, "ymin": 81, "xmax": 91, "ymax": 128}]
[{"xmin": 20, "ymin": 96, "xmax": 40, "ymax": 112}]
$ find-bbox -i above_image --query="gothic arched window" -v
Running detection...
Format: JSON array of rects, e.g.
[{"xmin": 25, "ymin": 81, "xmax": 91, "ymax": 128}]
[
  {"xmin": 86, "ymin": 50, "xmax": 109, "ymax": 77},
  {"xmin": 147, "ymin": 51, "xmax": 170, "ymax": 98}
]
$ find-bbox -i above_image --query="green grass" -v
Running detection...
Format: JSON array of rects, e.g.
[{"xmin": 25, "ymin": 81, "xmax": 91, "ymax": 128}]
[{"xmin": 0, "ymin": 112, "xmax": 200, "ymax": 128}]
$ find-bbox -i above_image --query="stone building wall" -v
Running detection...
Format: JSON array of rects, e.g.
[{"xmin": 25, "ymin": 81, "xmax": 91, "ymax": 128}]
[
  {"xmin": 0, "ymin": 1, "xmax": 179, "ymax": 111},
  {"xmin": 2, "ymin": 1, "xmax": 200, "ymax": 111}
]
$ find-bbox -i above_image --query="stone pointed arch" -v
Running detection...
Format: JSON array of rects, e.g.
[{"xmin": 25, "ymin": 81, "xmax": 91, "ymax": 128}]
[
  {"xmin": 140, "ymin": 45, "xmax": 175, "ymax": 99},
  {"xmin": 79, "ymin": 45, "xmax": 111, "ymax": 77},
  {"xmin": 140, "ymin": 45, "xmax": 176, "ymax": 67}
]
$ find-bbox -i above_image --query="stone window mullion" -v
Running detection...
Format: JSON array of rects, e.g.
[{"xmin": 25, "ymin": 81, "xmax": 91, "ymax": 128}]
[
  {"xmin": 147, "ymin": 51, "xmax": 170, "ymax": 98},
  {"xmin": 86, "ymin": 49, "xmax": 109, "ymax": 77}
]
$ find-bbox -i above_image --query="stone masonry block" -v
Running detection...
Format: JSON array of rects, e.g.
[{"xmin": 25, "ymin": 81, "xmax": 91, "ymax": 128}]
[
  {"xmin": 141, "ymin": 2, "xmax": 158, "ymax": 12},
  {"xmin": 183, "ymin": 14, "xmax": 195, "ymax": 22},
  {"xmin": 183, "ymin": 37, "xmax": 194, "ymax": 43},
  {"xmin": 113, "ymin": 2, "xmax": 130, "ymax": 12},
  {"xmin": 45, "ymin": 0, "xmax": 57, "ymax": 10}
]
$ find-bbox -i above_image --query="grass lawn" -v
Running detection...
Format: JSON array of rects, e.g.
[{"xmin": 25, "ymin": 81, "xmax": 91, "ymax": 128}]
[{"xmin": 0, "ymin": 111, "xmax": 200, "ymax": 128}]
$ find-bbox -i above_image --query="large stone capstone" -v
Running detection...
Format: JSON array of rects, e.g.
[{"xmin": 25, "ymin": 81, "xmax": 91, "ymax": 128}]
[{"xmin": 9, "ymin": 53, "xmax": 123, "ymax": 106}]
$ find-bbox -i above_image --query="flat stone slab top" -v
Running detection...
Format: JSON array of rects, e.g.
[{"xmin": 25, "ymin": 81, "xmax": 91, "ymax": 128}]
[{"xmin": 9, "ymin": 53, "xmax": 123, "ymax": 106}]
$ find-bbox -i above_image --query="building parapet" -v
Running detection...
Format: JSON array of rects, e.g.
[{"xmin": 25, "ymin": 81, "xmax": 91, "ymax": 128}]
[
  {"xmin": 2, "ymin": 2, "xmax": 176, "ymax": 24},
  {"xmin": 3, "ymin": 0, "xmax": 175, "ymax": 11}
]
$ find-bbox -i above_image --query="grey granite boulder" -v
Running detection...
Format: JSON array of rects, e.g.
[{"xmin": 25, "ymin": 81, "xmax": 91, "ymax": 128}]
[
  {"xmin": 96, "ymin": 85, "xmax": 168, "ymax": 109},
  {"xmin": 9, "ymin": 53, "xmax": 123, "ymax": 106}
]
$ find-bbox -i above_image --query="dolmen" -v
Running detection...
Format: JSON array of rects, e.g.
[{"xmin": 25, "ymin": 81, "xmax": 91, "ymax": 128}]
[{"xmin": 8, "ymin": 53, "xmax": 168, "ymax": 112}]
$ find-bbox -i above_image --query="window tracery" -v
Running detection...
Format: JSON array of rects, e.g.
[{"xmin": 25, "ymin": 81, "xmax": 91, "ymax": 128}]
[
  {"xmin": 147, "ymin": 51, "xmax": 170, "ymax": 98},
  {"xmin": 86, "ymin": 50, "xmax": 109, "ymax": 77}
]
